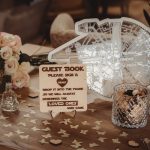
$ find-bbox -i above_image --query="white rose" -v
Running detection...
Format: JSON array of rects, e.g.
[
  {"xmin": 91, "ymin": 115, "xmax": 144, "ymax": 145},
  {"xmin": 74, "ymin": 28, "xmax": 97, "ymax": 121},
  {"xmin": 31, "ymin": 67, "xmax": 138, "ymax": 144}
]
[
  {"xmin": 5, "ymin": 57, "xmax": 19, "ymax": 75},
  {"xmin": 13, "ymin": 53, "xmax": 20, "ymax": 61},
  {"xmin": 0, "ymin": 32, "xmax": 14, "ymax": 47},
  {"xmin": 0, "ymin": 32, "xmax": 22, "ymax": 54},
  {"xmin": 19, "ymin": 62, "xmax": 31, "ymax": 73},
  {"xmin": 0, "ymin": 46, "xmax": 13, "ymax": 60},
  {"xmin": 12, "ymin": 68, "xmax": 30, "ymax": 89},
  {"xmin": 9, "ymin": 35, "xmax": 22, "ymax": 54}
]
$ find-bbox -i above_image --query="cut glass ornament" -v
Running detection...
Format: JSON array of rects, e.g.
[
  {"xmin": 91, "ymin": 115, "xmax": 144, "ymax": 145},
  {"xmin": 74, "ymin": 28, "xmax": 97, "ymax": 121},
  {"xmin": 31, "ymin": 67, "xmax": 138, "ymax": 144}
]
[{"xmin": 48, "ymin": 17, "xmax": 150, "ymax": 98}]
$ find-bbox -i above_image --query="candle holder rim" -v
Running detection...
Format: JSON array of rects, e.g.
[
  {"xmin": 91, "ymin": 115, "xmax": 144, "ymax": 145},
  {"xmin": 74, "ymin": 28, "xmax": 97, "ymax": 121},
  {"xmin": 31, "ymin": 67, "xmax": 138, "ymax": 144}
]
[{"xmin": 113, "ymin": 83, "xmax": 148, "ymax": 91}]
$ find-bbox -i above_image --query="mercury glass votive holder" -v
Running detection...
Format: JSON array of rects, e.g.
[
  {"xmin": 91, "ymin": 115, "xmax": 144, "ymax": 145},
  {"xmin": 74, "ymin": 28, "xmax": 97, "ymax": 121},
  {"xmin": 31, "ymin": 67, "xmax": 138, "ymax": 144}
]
[{"xmin": 112, "ymin": 84, "xmax": 149, "ymax": 128}]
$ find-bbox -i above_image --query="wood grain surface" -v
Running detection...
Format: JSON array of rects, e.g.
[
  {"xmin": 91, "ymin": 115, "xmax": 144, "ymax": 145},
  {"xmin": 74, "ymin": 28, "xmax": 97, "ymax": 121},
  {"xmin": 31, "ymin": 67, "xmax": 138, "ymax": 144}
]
[{"xmin": 0, "ymin": 69, "xmax": 149, "ymax": 150}]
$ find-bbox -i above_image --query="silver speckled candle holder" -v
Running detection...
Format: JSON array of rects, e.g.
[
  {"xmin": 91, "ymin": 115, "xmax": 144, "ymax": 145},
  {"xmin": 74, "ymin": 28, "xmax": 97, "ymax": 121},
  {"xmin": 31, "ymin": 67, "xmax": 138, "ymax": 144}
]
[{"xmin": 112, "ymin": 84, "xmax": 149, "ymax": 128}]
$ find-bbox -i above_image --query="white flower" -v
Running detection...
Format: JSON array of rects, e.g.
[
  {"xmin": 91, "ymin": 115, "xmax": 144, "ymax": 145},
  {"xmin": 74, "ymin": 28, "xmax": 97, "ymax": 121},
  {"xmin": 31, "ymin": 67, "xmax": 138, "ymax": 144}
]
[
  {"xmin": 0, "ymin": 46, "xmax": 13, "ymax": 60},
  {"xmin": 19, "ymin": 62, "xmax": 31, "ymax": 73},
  {"xmin": 0, "ymin": 32, "xmax": 22, "ymax": 54},
  {"xmin": 5, "ymin": 57, "xmax": 19, "ymax": 75},
  {"xmin": 9, "ymin": 35, "xmax": 22, "ymax": 54},
  {"xmin": 13, "ymin": 53, "xmax": 20, "ymax": 61},
  {"xmin": 12, "ymin": 68, "xmax": 30, "ymax": 89},
  {"xmin": 0, "ymin": 32, "xmax": 14, "ymax": 47}
]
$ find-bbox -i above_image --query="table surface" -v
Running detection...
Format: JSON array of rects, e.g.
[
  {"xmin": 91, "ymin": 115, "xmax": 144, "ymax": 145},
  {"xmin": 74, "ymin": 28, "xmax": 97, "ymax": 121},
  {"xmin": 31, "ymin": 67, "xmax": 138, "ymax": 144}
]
[{"xmin": 0, "ymin": 44, "xmax": 149, "ymax": 150}]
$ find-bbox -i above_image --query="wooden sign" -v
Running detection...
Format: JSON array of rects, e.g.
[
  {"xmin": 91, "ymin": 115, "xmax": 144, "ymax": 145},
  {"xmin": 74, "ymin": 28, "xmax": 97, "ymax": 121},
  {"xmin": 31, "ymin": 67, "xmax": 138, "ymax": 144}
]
[{"xmin": 39, "ymin": 64, "xmax": 87, "ymax": 113}]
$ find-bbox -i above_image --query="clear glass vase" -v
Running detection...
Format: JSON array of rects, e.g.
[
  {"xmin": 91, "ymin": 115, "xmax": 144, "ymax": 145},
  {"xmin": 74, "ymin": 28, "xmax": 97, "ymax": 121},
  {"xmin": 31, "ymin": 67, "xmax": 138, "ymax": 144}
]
[
  {"xmin": 112, "ymin": 84, "xmax": 149, "ymax": 128},
  {"xmin": 1, "ymin": 83, "xmax": 19, "ymax": 112}
]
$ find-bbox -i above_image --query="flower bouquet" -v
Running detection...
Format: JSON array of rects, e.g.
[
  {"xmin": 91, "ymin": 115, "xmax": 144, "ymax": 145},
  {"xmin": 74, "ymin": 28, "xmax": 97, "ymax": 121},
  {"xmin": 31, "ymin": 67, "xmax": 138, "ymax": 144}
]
[{"xmin": 0, "ymin": 32, "xmax": 30, "ymax": 92}]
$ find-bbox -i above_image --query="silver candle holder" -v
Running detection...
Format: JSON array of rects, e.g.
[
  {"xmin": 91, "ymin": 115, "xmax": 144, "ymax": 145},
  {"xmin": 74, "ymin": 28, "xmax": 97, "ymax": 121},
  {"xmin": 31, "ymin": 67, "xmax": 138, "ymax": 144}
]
[{"xmin": 112, "ymin": 83, "xmax": 149, "ymax": 128}]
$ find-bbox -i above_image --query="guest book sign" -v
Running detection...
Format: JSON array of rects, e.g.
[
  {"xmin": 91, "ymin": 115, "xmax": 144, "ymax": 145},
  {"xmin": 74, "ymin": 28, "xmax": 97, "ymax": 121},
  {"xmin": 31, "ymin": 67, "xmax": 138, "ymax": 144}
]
[{"xmin": 39, "ymin": 64, "xmax": 87, "ymax": 113}]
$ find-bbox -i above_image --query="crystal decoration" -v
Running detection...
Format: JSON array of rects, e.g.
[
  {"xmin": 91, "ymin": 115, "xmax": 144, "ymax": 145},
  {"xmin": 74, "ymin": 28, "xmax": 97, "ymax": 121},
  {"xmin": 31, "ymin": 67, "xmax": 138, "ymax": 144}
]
[
  {"xmin": 1, "ymin": 76, "xmax": 19, "ymax": 112},
  {"xmin": 48, "ymin": 17, "xmax": 150, "ymax": 98}
]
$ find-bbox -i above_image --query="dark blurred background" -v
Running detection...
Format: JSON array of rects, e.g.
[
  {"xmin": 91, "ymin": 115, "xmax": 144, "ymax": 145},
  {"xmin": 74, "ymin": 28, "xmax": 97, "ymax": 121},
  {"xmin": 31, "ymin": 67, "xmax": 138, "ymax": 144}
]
[{"xmin": 0, "ymin": 0, "xmax": 149, "ymax": 45}]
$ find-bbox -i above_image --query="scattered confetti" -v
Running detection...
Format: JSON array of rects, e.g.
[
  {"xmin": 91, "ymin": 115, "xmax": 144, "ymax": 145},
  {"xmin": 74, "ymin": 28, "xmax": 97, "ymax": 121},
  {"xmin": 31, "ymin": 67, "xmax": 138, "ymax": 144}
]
[
  {"xmin": 128, "ymin": 140, "xmax": 139, "ymax": 147},
  {"xmin": 89, "ymin": 143, "xmax": 99, "ymax": 148},
  {"xmin": 72, "ymin": 140, "xmax": 82, "ymax": 144},
  {"xmin": 61, "ymin": 133, "xmax": 70, "ymax": 138},
  {"xmin": 15, "ymin": 130, "xmax": 24, "ymax": 135},
  {"xmin": 80, "ymin": 130, "xmax": 88, "ymax": 135},
  {"xmin": 4, "ymin": 132, "xmax": 13, "ymax": 137},
  {"xmin": 19, "ymin": 135, "xmax": 29, "ymax": 140},
  {"xmin": 59, "ymin": 118, "xmax": 71, "ymax": 125},
  {"xmin": 18, "ymin": 122, "xmax": 26, "ymax": 127},
  {"xmin": 92, "ymin": 125, "xmax": 101, "ymax": 130},
  {"xmin": 0, "ymin": 97, "xmax": 149, "ymax": 150},
  {"xmin": 32, "ymin": 127, "xmax": 41, "ymax": 131},
  {"xmin": 98, "ymin": 137, "xmax": 107, "ymax": 142},
  {"xmin": 81, "ymin": 121, "xmax": 89, "ymax": 126},
  {"xmin": 39, "ymin": 139, "xmax": 48, "ymax": 144},
  {"xmin": 95, "ymin": 121, "xmax": 103, "ymax": 125},
  {"xmin": 50, "ymin": 139, "xmax": 62, "ymax": 145},
  {"xmin": 71, "ymin": 140, "xmax": 82, "ymax": 148},
  {"xmin": 119, "ymin": 132, "xmax": 128, "ymax": 137},
  {"xmin": 58, "ymin": 129, "xmax": 66, "ymax": 134},
  {"xmin": 30, "ymin": 119, "xmax": 36, "ymax": 124},
  {"xmin": 42, "ymin": 127, "xmax": 51, "ymax": 132},
  {"xmin": 42, "ymin": 133, "xmax": 52, "ymax": 139},
  {"xmin": 97, "ymin": 131, "xmax": 106, "ymax": 135},
  {"xmin": 42, "ymin": 120, "xmax": 51, "ymax": 126},
  {"xmin": 112, "ymin": 138, "xmax": 121, "ymax": 144},
  {"xmin": 70, "ymin": 125, "xmax": 79, "ymax": 129},
  {"xmin": 3, "ymin": 124, "xmax": 12, "ymax": 127}
]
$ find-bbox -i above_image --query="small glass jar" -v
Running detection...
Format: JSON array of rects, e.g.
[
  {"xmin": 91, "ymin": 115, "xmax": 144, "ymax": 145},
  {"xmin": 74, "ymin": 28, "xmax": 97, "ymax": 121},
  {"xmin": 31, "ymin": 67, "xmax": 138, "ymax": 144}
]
[
  {"xmin": 1, "ymin": 82, "xmax": 19, "ymax": 112},
  {"xmin": 112, "ymin": 84, "xmax": 149, "ymax": 128}
]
